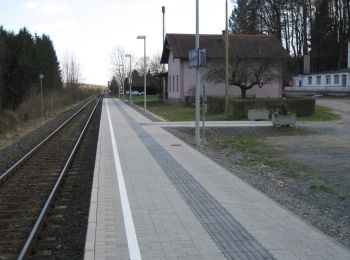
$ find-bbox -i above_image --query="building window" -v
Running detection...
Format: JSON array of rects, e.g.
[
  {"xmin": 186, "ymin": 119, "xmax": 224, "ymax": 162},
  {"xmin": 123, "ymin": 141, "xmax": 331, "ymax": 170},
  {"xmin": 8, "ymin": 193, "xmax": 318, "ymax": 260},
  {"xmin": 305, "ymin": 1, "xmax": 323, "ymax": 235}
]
[
  {"xmin": 176, "ymin": 75, "xmax": 179, "ymax": 92},
  {"xmin": 308, "ymin": 76, "xmax": 312, "ymax": 85},
  {"xmin": 169, "ymin": 75, "xmax": 171, "ymax": 92},
  {"xmin": 342, "ymin": 75, "xmax": 347, "ymax": 86},
  {"xmin": 316, "ymin": 76, "xmax": 321, "ymax": 85},
  {"xmin": 299, "ymin": 80, "xmax": 302, "ymax": 87},
  {"xmin": 326, "ymin": 75, "xmax": 331, "ymax": 85},
  {"xmin": 173, "ymin": 76, "xmax": 175, "ymax": 92},
  {"xmin": 334, "ymin": 75, "xmax": 339, "ymax": 84}
]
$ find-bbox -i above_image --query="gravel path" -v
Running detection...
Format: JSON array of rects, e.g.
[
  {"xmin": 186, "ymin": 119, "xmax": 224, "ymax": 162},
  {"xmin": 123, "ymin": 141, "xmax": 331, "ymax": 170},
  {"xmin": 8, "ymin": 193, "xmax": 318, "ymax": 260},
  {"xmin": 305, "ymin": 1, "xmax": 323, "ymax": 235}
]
[{"xmin": 166, "ymin": 97, "xmax": 350, "ymax": 250}]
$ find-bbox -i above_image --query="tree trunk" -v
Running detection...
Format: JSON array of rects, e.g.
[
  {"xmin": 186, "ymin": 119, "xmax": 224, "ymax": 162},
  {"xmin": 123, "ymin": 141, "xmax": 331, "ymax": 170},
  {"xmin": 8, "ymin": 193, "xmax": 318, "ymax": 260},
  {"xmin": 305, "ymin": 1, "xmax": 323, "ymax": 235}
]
[{"xmin": 241, "ymin": 88, "xmax": 247, "ymax": 99}]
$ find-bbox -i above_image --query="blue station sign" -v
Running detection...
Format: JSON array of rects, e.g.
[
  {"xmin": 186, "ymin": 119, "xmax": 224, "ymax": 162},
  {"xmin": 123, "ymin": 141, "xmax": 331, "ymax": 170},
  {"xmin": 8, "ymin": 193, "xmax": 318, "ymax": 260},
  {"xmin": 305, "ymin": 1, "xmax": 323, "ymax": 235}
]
[{"xmin": 188, "ymin": 48, "xmax": 199, "ymax": 68}]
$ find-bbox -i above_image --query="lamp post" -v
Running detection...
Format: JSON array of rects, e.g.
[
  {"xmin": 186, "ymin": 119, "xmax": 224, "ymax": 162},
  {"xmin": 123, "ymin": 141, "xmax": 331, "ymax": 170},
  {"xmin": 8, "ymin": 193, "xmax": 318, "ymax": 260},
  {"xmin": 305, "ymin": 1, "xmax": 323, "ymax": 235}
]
[
  {"xmin": 39, "ymin": 74, "xmax": 44, "ymax": 119},
  {"xmin": 137, "ymin": 35, "xmax": 147, "ymax": 111},
  {"xmin": 195, "ymin": 0, "xmax": 200, "ymax": 146},
  {"xmin": 125, "ymin": 54, "xmax": 132, "ymax": 103},
  {"xmin": 118, "ymin": 64, "xmax": 124, "ymax": 99}
]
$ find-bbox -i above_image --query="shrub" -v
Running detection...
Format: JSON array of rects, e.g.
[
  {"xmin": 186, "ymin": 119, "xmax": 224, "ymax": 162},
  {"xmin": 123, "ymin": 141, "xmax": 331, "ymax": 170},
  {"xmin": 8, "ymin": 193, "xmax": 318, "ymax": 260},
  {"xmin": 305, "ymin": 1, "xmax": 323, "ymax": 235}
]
[
  {"xmin": 207, "ymin": 96, "xmax": 226, "ymax": 113},
  {"xmin": 0, "ymin": 109, "xmax": 19, "ymax": 133},
  {"xmin": 229, "ymin": 96, "xmax": 315, "ymax": 119},
  {"xmin": 284, "ymin": 96, "xmax": 315, "ymax": 116}
]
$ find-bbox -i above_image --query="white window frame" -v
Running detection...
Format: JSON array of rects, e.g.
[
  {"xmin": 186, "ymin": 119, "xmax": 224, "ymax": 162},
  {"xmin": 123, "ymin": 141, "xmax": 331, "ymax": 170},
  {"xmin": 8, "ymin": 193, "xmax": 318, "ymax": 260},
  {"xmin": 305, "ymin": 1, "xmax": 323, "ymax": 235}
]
[
  {"xmin": 334, "ymin": 75, "xmax": 339, "ymax": 84},
  {"xmin": 308, "ymin": 76, "xmax": 312, "ymax": 85},
  {"xmin": 316, "ymin": 76, "xmax": 321, "ymax": 85}
]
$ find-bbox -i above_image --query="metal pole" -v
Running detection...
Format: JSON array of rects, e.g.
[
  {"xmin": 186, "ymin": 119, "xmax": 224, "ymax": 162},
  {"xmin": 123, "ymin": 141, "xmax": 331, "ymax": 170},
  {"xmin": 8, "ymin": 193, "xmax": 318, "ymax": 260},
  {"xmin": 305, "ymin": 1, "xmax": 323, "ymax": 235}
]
[
  {"xmin": 225, "ymin": 0, "xmax": 229, "ymax": 119},
  {"xmin": 129, "ymin": 57, "xmax": 131, "ymax": 103},
  {"xmin": 118, "ymin": 73, "xmax": 121, "ymax": 99},
  {"xmin": 162, "ymin": 6, "xmax": 166, "ymax": 100},
  {"xmin": 144, "ymin": 38, "xmax": 147, "ymax": 111},
  {"xmin": 40, "ymin": 77, "xmax": 43, "ymax": 119},
  {"xmin": 121, "ymin": 66, "xmax": 124, "ymax": 100},
  {"xmin": 195, "ymin": 0, "xmax": 200, "ymax": 146}
]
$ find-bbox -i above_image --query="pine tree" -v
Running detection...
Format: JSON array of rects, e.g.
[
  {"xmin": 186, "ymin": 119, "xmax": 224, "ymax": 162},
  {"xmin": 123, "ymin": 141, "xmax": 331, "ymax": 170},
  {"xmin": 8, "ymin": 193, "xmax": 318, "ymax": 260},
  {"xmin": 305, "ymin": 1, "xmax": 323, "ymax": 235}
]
[
  {"xmin": 35, "ymin": 34, "xmax": 63, "ymax": 91},
  {"xmin": 311, "ymin": 0, "xmax": 337, "ymax": 72}
]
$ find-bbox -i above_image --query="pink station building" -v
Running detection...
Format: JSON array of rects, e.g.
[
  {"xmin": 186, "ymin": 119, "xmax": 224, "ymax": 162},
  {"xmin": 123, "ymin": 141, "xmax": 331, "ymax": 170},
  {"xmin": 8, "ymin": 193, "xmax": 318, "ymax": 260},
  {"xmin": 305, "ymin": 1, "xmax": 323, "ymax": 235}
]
[{"xmin": 160, "ymin": 33, "xmax": 289, "ymax": 102}]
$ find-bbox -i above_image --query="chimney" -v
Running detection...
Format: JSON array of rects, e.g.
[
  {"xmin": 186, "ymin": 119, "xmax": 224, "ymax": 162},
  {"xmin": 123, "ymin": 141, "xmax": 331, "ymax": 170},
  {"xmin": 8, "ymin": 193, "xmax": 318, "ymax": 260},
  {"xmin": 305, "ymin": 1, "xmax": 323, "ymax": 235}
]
[
  {"xmin": 348, "ymin": 40, "xmax": 350, "ymax": 69},
  {"xmin": 303, "ymin": 55, "xmax": 310, "ymax": 74}
]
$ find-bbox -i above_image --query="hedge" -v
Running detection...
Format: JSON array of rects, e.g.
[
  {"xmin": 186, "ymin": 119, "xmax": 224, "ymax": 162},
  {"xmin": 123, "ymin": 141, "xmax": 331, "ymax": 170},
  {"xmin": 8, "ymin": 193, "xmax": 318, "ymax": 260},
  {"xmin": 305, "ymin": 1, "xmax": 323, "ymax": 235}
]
[{"xmin": 206, "ymin": 96, "xmax": 315, "ymax": 118}]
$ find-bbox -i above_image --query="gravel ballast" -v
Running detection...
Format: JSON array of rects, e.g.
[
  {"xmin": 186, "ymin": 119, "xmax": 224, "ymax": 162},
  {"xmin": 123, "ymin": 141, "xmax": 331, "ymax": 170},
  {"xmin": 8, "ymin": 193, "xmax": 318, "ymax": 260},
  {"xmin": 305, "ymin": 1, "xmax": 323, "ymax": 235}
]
[{"xmin": 166, "ymin": 126, "xmax": 350, "ymax": 250}]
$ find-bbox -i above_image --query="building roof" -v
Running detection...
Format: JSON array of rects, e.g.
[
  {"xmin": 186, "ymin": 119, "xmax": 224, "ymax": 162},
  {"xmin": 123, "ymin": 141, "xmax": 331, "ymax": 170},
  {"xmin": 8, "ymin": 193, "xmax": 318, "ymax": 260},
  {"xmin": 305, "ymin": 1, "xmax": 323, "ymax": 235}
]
[
  {"xmin": 296, "ymin": 68, "xmax": 350, "ymax": 76},
  {"xmin": 160, "ymin": 33, "xmax": 289, "ymax": 64}
]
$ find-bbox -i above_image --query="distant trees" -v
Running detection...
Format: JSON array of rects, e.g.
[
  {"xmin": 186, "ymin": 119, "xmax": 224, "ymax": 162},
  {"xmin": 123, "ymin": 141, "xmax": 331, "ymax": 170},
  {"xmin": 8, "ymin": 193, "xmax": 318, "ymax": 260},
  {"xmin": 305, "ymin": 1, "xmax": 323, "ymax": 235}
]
[
  {"xmin": 229, "ymin": 0, "xmax": 350, "ymax": 73},
  {"xmin": 109, "ymin": 48, "xmax": 164, "ymax": 96},
  {"xmin": 61, "ymin": 51, "xmax": 82, "ymax": 88},
  {"xmin": 0, "ymin": 26, "xmax": 62, "ymax": 111}
]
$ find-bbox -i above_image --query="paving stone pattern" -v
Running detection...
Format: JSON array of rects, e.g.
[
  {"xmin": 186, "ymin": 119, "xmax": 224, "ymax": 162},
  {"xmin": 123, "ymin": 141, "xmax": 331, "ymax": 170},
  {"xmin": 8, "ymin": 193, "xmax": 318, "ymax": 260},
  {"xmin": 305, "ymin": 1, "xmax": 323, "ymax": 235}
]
[{"xmin": 113, "ymin": 100, "xmax": 274, "ymax": 260}]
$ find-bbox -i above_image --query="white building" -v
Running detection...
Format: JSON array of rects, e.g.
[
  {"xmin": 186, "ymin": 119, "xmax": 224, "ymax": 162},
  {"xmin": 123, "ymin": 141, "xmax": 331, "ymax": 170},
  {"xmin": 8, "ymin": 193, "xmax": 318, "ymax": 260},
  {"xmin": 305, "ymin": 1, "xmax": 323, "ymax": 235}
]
[
  {"xmin": 290, "ymin": 69, "xmax": 350, "ymax": 93},
  {"xmin": 286, "ymin": 41, "xmax": 350, "ymax": 95}
]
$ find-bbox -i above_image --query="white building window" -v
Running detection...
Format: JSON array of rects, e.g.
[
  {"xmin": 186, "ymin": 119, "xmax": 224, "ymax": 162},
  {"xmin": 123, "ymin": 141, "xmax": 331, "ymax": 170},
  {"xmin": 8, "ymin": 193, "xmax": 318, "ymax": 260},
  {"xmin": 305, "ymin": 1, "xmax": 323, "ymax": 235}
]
[
  {"xmin": 334, "ymin": 75, "xmax": 339, "ymax": 84},
  {"xmin": 342, "ymin": 75, "xmax": 347, "ymax": 86},
  {"xmin": 308, "ymin": 76, "xmax": 312, "ymax": 85},
  {"xmin": 169, "ymin": 75, "xmax": 171, "ymax": 92},
  {"xmin": 316, "ymin": 76, "xmax": 321, "ymax": 85},
  {"xmin": 176, "ymin": 75, "xmax": 179, "ymax": 92},
  {"xmin": 326, "ymin": 75, "xmax": 331, "ymax": 85},
  {"xmin": 173, "ymin": 76, "xmax": 175, "ymax": 92}
]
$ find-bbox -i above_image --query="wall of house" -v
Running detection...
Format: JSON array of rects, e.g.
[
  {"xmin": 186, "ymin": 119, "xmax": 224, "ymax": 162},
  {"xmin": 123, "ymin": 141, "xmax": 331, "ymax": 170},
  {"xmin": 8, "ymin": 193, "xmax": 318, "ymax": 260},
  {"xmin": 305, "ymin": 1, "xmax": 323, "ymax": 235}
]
[
  {"xmin": 167, "ymin": 55, "xmax": 283, "ymax": 100},
  {"xmin": 167, "ymin": 52, "xmax": 182, "ymax": 101},
  {"xmin": 181, "ymin": 60, "xmax": 282, "ymax": 99},
  {"xmin": 205, "ymin": 80, "xmax": 282, "ymax": 98}
]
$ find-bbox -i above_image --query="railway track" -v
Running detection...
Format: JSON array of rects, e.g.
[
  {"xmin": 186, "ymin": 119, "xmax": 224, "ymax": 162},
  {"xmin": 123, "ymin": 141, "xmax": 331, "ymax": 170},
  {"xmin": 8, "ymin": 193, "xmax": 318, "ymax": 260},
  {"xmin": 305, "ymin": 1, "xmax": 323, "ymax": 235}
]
[{"xmin": 0, "ymin": 96, "xmax": 101, "ymax": 259}]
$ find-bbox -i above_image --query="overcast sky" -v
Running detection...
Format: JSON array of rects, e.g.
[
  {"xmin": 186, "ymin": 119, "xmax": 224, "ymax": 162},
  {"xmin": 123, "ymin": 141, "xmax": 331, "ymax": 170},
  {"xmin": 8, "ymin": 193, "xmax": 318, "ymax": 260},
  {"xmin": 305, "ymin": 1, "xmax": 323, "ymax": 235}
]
[{"xmin": 1, "ymin": 0, "xmax": 233, "ymax": 85}]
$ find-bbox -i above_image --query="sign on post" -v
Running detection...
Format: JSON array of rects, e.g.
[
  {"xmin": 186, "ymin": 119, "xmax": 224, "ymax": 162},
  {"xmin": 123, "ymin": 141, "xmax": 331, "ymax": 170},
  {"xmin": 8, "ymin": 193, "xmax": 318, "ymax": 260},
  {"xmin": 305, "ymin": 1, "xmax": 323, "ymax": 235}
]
[
  {"xmin": 189, "ymin": 48, "xmax": 199, "ymax": 68},
  {"xmin": 199, "ymin": 49, "xmax": 207, "ymax": 67},
  {"xmin": 188, "ymin": 48, "xmax": 207, "ymax": 68}
]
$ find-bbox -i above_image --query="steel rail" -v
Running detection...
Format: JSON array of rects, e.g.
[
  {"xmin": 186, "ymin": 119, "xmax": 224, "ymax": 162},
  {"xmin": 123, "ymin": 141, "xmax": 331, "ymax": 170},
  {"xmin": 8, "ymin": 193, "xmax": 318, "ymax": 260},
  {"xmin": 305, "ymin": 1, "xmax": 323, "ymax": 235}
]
[
  {"xmin": 17, "ymin": 97, "xmax": 101, "ymax": 259},
  {"xmin": 0, "ymin": 96, "xmax": 97, "ymax": 184}
]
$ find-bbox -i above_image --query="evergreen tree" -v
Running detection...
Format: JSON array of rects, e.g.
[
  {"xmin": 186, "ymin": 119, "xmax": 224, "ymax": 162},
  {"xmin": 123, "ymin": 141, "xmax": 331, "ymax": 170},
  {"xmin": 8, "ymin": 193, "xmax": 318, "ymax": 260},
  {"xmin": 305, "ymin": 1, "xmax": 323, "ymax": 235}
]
[
  {"xmin": 311, "ymin": 0, "xmax": 337, "ymax": 71},
  {"xmin": 35, "ymin": 34, "xmax": 62, "ymax": 91},
  {"xmin": 109, "ymin": 76, "xmax": 119, "ymax": 95},
  {"xmin": 229, "ymin": 0, "xmax": 250, "ymax": 33},
  {"xmin": 0, "ymin": 26, "xmax": 63, "ymax": 111}
]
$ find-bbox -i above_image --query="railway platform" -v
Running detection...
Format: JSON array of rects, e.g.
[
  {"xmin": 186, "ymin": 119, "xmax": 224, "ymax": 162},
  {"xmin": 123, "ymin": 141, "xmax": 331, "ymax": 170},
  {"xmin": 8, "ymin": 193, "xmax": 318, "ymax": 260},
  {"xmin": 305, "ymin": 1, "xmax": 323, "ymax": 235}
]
[{"xmin": 84, "ymin": 98, "xmax": 350, "ymax": 260}]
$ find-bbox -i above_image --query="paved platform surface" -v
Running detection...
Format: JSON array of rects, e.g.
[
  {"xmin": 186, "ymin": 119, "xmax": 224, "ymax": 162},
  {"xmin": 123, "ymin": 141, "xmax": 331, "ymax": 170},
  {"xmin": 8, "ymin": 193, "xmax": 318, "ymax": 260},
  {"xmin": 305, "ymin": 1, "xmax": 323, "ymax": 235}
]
[{"xmin": 84, "ymin": 98, "xmax": 350, "ymax": 260}]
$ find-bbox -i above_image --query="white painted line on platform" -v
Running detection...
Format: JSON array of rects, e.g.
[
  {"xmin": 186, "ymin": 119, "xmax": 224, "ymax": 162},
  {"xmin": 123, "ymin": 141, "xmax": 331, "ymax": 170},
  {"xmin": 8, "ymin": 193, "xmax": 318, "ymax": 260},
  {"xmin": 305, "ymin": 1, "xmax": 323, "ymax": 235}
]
[{"xmin": 105, "ymin": 99, "xmax": 142, "ymax": 260}]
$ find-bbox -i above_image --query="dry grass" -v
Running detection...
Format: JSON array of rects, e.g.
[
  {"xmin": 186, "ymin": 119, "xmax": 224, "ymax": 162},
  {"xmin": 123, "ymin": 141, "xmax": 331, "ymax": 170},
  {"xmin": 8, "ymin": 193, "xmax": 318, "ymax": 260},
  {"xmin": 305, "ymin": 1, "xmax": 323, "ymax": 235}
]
[{"xmin": 0, "ymin": 86, "xmax": 99, "ymax": 149}]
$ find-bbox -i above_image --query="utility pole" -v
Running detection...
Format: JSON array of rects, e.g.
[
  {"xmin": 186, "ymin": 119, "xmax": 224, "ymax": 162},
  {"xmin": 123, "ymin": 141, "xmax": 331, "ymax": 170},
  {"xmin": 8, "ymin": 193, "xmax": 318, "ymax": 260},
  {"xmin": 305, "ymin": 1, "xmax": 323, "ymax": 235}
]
[{"xmin": 195, "ymin": 0, "xmax": 200, "ymax": 146}]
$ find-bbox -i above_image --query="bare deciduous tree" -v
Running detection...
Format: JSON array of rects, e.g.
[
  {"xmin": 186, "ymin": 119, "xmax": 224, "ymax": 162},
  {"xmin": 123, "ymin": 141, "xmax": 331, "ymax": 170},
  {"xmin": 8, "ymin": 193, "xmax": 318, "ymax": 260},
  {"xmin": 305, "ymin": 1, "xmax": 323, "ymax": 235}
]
[
  {"xmin": 110, "ymin": 46, "xmax": 129, "ymax": 92},
  {"xmin": 204, "ymin": 58, "xmax": 279, "ymax": 99},
  {"xmin": 61, "ymin": 51, "xmax": 82, "ymax": 88},
  {"xmin": 149, "ymin": 53, "xmax": 162, "ymax": 75}
]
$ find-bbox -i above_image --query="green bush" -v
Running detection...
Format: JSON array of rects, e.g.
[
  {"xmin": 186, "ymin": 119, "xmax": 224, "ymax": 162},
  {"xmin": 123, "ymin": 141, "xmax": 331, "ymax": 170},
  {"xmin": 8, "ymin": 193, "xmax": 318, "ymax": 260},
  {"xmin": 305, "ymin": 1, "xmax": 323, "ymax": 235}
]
[
  {"xmin": 207, "ymin": 96, "xmax": 226, "ymax": 113},
  {"xmin": 284, "ymin": 96, "xmax": 315, "ymax": 116}
]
